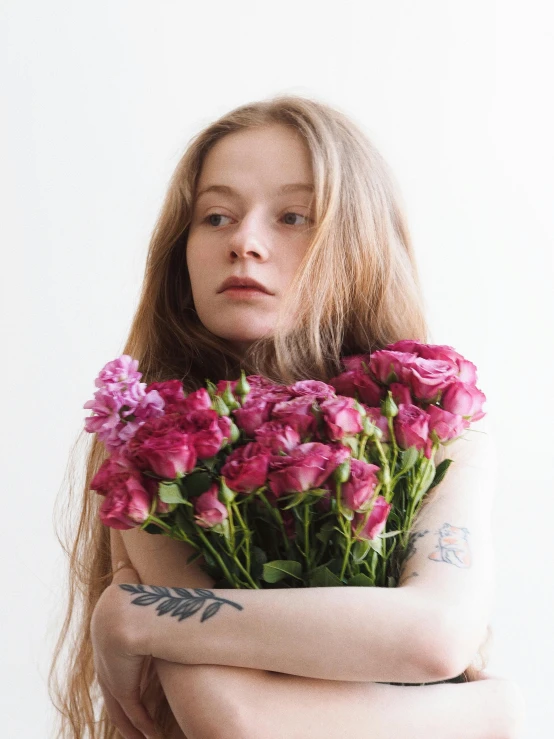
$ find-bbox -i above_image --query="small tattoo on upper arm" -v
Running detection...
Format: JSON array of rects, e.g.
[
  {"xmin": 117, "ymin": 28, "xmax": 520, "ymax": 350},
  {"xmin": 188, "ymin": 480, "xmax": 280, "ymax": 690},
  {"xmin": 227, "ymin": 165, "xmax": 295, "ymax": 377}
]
[
  {"xmin": 119, "ymin": 584, "xmax": 243, "ymax": 622},
  {"xmin": 428, "ymin": 523, "xmax": 472, "ymax": 568}
]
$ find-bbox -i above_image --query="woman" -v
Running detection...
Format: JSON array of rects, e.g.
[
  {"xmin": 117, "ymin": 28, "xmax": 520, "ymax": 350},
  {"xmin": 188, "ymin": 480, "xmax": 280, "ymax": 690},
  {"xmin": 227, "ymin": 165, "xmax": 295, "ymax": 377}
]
[{"xmin": 49, "ymin": 95, "xmax": 525, "ymax": 738}]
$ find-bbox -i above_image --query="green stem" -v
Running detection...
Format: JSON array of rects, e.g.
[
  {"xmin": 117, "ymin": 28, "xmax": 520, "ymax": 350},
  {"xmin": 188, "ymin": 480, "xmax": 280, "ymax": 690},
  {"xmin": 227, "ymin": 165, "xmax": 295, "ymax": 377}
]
[
  {"xmin": 259, "ymin": 490, "xmax": 291, "ymax": 556},
  {"xmin": 303, "ymin": 504, "xmax": 311, "ymax": 573},
  {"xmin": 195, "ymin": 526, "xmax": 239, "ymax": 588},
  {"xmin": 232, "ymin": 501, "xmax": 252, "ymax": 574},
  {"xmin": 387, "ymin": 417, "xmax": 399, "ymax": 475},
  {"xmin": 142, "ymin": 515, "xmax": 172, "ymax": 535}
]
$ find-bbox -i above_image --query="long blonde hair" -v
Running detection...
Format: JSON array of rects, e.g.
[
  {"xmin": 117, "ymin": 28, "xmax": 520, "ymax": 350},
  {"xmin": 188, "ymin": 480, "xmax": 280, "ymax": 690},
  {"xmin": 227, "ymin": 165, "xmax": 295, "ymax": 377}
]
[{"xmin": 49, "ymin": 93, "xmax": 483, "ymax": 738}]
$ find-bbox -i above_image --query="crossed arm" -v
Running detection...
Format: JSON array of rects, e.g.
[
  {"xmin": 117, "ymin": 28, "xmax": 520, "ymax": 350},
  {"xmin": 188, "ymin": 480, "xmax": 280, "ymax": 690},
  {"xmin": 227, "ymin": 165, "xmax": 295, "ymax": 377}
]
[{"xmin": 99, "ymin": 427, "xmax": 524, "ymax": 737}]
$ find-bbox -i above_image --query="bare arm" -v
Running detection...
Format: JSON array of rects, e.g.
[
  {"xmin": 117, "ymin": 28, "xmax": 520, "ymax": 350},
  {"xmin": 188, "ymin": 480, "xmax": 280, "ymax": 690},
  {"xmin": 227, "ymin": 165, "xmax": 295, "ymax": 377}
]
[{"xmin": 114, "ymin": 530, "xmax": 525, "ymax": 739}]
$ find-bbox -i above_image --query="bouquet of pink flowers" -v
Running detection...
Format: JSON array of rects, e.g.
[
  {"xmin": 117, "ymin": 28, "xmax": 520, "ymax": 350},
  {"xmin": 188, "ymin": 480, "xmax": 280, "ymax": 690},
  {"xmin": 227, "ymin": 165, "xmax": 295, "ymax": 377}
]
[{"xmin": 84, "ymin": 341, "xmax": 485, "ymax": 590}]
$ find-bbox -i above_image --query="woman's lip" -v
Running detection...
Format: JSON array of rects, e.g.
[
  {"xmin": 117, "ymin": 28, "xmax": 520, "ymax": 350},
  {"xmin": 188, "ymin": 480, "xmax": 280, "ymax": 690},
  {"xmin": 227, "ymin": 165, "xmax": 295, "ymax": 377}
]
[{"xmin": 221, "ymin": 287, "xmax": 272, "ymax": 298}]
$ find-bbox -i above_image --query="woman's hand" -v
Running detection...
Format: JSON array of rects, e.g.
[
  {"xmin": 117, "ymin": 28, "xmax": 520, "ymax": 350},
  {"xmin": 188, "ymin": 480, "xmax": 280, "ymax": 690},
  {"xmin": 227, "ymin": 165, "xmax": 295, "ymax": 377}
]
[{"xmin": 90, "ymin": 561, "xmax": 160, "ymax": 739}]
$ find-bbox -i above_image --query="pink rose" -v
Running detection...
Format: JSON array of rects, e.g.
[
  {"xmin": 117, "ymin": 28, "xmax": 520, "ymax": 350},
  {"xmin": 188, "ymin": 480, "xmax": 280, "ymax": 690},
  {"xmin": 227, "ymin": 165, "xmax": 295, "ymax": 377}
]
[
  {"xmin": 402, "ymin": 357, "xmax": 457, "ymax": 402},
  {"xmin": 341, "ymin": 460, "xmax": 380, "ymax": 512},
  {"xmin": 393, "ymin": 403, "xmax": 429, "ymax": 452},
  {"xmin": 255, "ymin": 422, "xmax": 301, "ymax": 453},
  {"xmin": 194, "ymin": 485, "xmax": 229, "ymax": 528},
  {"xmin": 387, "ymin": 341, "xmax": 477, "ymax": 383},
  {"xmin": 145, "ymin": 379, "xmax": 186, "ymax": 410},
  {"xmin": 233, "ymin": 390, "xmax": 289, "ymax": 436},
  {"xmin": 352, "ymin": 496, "xmax": 391, "ymax": 541},
  {"xmin": 272, "ymin": 396, "xmax": 319, "ymax": 436},
  {"xmin": 368, "ymin": 350, "xmax": 418, "ymax": 384},
  {"xmin": 221, "ymin": 442, "xmax": 272, "ymax": 493},
  {"xmin": 341, "ymin": 354, "xmax": 372, "ymax": 372},
  {"xmin": 441, "ymin": 381, "xmax": 486, "ymax": 421},
  {"xmin": 289, "ymin": 380, "xmax": 336, "ymax": 401},
  {"xmin": 268, "ymin": 442, "xmax": 350, "ymax": 498},
  {"xmin": 427, "ymin": 405, "xmax": 470, "ymax": 443},
  {"xmin": 178, "ymin": 409, "xmax": 231, "ymax": 458},
  {"xmin": 126, "ymin": 414, "xmax": 197, "ymax": 479},
  {"xmin": 97, "ymin": 472, "xmax": 153, "ymax": 530},
  {"xmin": 330, "ymin": 370, "xmax": 384, "ymax": 406},
  {"xmin": 90, "ymin": 451, "xmax": 138, "ymax": 494},
  {"xmin": 320, "ymin": 396, "xmax": 364, "ymax": 441},
  {"xmin": 181, "ymin": 388, "xmax": 213, "ymax": 413},
  {"xmin": 389, "ymin": 382, "xmax": 412, "ymax": 406}
]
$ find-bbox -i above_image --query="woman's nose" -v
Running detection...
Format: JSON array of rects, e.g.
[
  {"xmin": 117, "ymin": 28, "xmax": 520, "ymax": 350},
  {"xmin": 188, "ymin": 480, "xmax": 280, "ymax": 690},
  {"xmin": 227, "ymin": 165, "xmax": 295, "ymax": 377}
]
[{"xmin": 227, "ymin": 214, "xmax": 270, "ymax": 261}]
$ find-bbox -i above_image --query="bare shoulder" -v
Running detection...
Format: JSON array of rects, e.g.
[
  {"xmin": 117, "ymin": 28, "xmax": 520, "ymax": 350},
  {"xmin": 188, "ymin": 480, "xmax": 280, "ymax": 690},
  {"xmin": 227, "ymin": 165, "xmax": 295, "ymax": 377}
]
[{"xmin": 115, "ymin": 527, "xmax": 215, "ymax": 588}]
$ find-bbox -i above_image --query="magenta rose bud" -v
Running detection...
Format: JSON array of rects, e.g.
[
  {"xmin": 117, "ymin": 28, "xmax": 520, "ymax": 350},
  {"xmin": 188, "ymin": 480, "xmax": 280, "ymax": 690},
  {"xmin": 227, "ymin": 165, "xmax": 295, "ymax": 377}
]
[
  {"xmin": 341, "ymin": 459, "xmax": 380, "ymax": 512},
  {"xmin": 440, "ymin": 381, "xmax": 486, "ymax": 421},
  {"xmin": 320, "ymin": 396, "xmax": 364, "ymax": 441},
  {"xmin": 98, "ymin": 472, "xmax": 153, "ymax": 530},
  {"xmin": 194, "ymin": 485, "xmax": 229, "ymax": 528},
  {"xmin": 352, "ymin": 496, "xmax": 391, "ymax": 540},
  {"xmin": 221, "ymin": 442, "xmax": 272, "ymax": 493},
  {"xmin": 393, "ymin": 403, "xmax": 430, "ymax": 452},
  {"xmin": 427, "ymin": 405, "xmax": 470, "ymax": 443},
  {"xmin": 126, "ymin": 415, "xmax": 197, "ymax": 479}
]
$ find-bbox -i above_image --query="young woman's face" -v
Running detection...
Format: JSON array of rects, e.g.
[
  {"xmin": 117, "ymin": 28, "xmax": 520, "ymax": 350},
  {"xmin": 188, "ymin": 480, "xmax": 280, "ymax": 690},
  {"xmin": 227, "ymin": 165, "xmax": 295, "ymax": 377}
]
[{"xmin": 186, "ymin": 124, "xmax": 315, "ymax": 353}]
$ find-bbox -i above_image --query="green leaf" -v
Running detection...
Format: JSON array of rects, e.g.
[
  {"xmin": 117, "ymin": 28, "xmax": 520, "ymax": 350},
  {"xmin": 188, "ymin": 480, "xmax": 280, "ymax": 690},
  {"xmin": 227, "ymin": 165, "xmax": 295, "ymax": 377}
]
[
  {"xmin": 308, "ymin": 565, "xmax": 345, "ymax": 587},
  {"xmin": 347, "ymin": 573, "xmax": 374, "ymax": 587},
  {"xmin": 352, "ymin": 539, "xmax": 371, "ymax": 563},
  {"xmin": 281, "ymin": 492, "xmax": 308, "ymax": 510},
  {"xmin": 262, "ymin": 560, "xmax": 303, "ymax": 583},
  {"xmin": 429, "ymin": 458, "xmax": 453, "ymax": 490},
  {"xmin": 158, "ymin": 482, "xmax": 186, "ymax": 504},
  {"xmin": 367, "ymin": 536, "xmax": 383, "ymax": 555},
  {"xmin": 398, "ymin": 447, "xmax": 419, "ymax": 474}
]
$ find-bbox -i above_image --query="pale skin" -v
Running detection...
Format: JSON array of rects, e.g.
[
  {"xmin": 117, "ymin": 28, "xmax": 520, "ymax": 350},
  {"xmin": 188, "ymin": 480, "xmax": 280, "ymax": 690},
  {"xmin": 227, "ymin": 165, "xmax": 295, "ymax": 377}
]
[{"xmin": 90, "ymin": 124, "xmax": 526, "ymax": 738}]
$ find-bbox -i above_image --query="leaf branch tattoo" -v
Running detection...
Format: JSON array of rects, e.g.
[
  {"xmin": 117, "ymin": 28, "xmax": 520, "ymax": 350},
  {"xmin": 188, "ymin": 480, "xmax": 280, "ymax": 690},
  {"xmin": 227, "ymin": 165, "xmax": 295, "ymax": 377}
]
[{"xmin": 119, "ymin": 584, "xmax": 243, "ymax": 623}]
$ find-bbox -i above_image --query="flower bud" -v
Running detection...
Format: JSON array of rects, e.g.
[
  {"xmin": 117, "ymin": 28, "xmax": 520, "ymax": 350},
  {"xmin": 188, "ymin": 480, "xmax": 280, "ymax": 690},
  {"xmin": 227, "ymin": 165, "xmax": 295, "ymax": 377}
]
[
  {"xmin": 221, "ymin": 382, "xmax": 241, "ymax": 411},
  {"xmin": 235, "ymin": 371, "xmax": 251, "ymax": 400},
  {"xmin": 229, "ymin": 420, "xmax": 241, "ymax": 444},
  {"xmin": 381, "ymin": 392, "xmax": 399, "ymax": 418},
  {"xmin": 219, "ymin": 478, "xmax": 236, "ymax": 504},
  {"xmin": 334, "ymin": 459, "xmax": 351, "ymax": 485},
  {"xmin": 205, "ymin": 379, "xmax": 218, "ymax": 399},
  {"xmin": 212, "ymin": 395, "xmax": 230, "ymax": 417}
]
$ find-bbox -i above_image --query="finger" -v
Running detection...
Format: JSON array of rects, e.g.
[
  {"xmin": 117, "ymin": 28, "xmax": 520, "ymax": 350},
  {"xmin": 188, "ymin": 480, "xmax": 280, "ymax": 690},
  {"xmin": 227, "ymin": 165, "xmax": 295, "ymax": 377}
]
[
  {"xmin": 118, "ymin": 694, "xmax": 161, "ymax": 739},
  {"xmin": 98, "ymin": 679, "xmax": 150, "ymax": 739}
]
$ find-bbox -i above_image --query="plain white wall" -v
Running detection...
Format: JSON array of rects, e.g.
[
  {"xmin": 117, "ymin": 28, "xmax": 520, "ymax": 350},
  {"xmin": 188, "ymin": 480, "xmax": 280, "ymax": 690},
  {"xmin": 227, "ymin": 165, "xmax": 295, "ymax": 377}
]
[{"xmin": 1, "ymin": 1, "xmax": 552, "ymax": 736}]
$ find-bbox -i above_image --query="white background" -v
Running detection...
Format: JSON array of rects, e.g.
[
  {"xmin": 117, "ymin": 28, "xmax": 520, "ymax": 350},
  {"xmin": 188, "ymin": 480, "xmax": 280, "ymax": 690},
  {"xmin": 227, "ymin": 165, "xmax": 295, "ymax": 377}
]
[{"xmin": 1, "ymin": 1, "xmax": 552, "ymax": 737}]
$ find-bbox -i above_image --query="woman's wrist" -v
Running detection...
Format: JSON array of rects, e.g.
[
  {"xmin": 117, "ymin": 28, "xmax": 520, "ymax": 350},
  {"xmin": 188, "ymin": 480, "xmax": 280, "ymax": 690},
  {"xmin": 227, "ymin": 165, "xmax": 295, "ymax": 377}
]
[{"xmin": 111, "ymin": 581, "xmax": 156, "ymax": 658}]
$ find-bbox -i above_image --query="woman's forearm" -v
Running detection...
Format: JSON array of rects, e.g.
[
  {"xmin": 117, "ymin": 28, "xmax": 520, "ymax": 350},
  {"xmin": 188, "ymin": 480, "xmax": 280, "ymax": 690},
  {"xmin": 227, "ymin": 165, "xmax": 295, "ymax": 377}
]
[
  {"xmin": 153, "ymin": 660, "xmax": 522, "ymax": 739},
  {"xmin": 129, "ymin": 583, "xmax": 446, "ymax": 684}
]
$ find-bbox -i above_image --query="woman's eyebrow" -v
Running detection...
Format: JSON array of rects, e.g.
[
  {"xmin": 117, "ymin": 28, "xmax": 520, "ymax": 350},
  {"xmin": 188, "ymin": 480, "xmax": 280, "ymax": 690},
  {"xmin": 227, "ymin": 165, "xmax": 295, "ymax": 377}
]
[{"xmin": 195, "ymin": 183, "xmax": 314, "ymax": 200}]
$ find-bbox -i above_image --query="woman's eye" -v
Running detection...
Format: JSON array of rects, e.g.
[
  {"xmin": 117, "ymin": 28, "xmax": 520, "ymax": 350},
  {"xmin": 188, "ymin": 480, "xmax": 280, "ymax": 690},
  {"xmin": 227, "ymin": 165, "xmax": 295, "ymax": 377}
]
[
  {"xmin": 204, "ymin": 213, "xmax": 232, "ymax": 227},
  {"xmin": 282, "ymin": 212, "xmax": 311, "ymax": 226}
]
